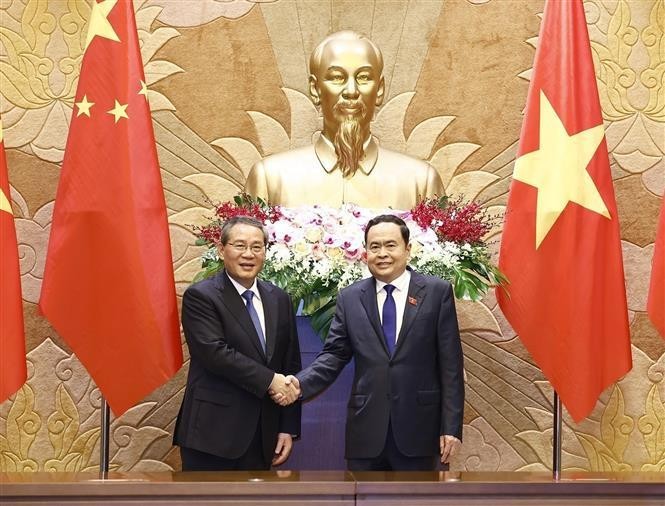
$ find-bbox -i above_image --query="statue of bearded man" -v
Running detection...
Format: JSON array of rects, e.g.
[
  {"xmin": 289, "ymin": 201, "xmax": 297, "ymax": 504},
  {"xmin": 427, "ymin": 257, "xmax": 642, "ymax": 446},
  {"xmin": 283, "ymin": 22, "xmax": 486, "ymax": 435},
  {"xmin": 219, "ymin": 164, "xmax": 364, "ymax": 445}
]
[{"xmin": 245, "ymin": 30, "xmax": 444, "ymax": 209}]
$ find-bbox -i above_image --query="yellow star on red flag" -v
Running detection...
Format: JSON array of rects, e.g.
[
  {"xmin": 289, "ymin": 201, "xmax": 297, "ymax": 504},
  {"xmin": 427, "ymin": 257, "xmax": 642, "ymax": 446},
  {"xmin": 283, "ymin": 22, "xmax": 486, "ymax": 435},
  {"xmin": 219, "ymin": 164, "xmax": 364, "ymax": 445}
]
[
  {"xmin": 0, "ymin": 187, "xmax": 11, "ymax": 215},
  {"xmin": 139, "ymin": 80, "xmax": 149, "ymax": 100},
  {"xmin": 85, "ymin": 0, "xmax": 120, "ymax": 50},
  {"xmin": 75, "ymin": 95, "xmax": 95, "ymax": 117},
  {"xmin": 107, "ymin": 100, "xmax": 129, "ymax": 123},
  {"xmin": 513, "ymin": 91, "xmax": 609, "ymax": 248}
]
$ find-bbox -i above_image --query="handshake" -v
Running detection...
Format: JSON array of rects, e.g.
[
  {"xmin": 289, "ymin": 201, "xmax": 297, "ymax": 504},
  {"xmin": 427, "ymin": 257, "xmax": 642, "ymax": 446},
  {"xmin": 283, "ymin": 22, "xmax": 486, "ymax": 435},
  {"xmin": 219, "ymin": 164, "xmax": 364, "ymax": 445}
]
[{"xmin": 268, "ymin": 373, "xmax": 301, "ymax": 406}]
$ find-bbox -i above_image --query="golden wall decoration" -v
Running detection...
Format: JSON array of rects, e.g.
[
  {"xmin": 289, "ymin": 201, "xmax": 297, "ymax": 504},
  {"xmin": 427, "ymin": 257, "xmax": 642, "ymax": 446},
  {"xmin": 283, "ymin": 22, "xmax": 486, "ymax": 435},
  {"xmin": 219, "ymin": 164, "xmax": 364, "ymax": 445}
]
[{"xmin": 1, "ymin": 0, "xmax": 663, "ymax": 472}]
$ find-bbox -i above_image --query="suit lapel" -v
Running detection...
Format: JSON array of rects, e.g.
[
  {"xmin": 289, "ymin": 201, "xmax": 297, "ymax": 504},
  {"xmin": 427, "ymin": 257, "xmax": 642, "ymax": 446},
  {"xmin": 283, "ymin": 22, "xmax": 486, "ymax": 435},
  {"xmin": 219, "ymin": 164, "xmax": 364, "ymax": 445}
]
[
  {"xmin": 360, "ymin": 278, "xmax": 390, "ymax": 356},
  {"xmin": 395, "ymin": 271, "xmax": 427, "ymax": 356},
  {"xmin": 258, "ymin": 280, "xmax": 277, "ymax": 364},
  {"xmin": 216, "ymin": 272, "xmax": 267, "ymax": 361}
]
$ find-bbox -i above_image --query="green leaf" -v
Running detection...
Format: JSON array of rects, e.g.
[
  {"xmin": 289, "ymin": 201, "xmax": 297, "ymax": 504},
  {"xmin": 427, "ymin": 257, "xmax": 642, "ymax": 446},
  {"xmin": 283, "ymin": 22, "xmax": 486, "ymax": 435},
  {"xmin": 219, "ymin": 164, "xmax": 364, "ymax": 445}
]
[{"xmin": 309, "ymin": 299, "xmax": 337, "ymax": 341}]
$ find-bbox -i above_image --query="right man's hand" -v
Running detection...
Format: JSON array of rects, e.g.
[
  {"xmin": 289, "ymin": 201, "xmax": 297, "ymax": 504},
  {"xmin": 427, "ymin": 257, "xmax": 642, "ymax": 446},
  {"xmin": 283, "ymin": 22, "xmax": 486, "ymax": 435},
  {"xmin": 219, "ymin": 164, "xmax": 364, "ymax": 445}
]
[
  {"xmin": 440, "ymin": 435, "xmax": 461, "ymax": 464},
  {"xmin": 269, "ymin": 374, "xmax": 300, "ymax": 406}
]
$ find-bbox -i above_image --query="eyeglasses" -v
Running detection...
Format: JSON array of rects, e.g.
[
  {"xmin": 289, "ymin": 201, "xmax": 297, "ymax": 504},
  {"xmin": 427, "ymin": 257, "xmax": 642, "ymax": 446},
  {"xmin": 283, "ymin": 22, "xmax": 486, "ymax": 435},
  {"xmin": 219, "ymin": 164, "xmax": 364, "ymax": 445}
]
[{"xmin": 227, "ymin": 242, "xmax": 266, "ymax": 254}]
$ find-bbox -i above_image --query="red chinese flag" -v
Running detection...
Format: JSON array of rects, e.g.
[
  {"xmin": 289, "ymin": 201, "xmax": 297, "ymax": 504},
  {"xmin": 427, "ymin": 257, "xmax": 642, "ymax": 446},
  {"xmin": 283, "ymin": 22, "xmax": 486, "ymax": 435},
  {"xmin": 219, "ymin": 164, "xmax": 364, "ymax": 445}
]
[
  {"xmin": 648, "ymin": 200, "xmax": 665, "ymax": 338},
  {"xmin": 0, "ymin": 127, "xmax": 27, "ymax": 403},
  {"xmin": 39, "ymin": 0, "xmax": 182, "ymax": 415},
  {"xmin": 497, "ymin": 0, "xmax": 631, "ymax": 422}
]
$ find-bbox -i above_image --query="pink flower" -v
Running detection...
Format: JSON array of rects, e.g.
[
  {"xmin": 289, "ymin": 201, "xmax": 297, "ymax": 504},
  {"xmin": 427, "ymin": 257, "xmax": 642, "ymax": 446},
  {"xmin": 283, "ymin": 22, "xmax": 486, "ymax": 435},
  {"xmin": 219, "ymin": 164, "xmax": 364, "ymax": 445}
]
[{"xmin": 344, "ymin": 247, "xmax": 363, "ymax": 261}]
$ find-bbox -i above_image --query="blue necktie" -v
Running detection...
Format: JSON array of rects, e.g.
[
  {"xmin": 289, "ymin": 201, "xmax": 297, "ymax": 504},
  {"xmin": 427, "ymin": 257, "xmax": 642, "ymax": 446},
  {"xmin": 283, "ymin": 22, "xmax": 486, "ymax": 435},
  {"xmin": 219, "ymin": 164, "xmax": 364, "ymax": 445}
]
[
  {"xmin": 242, "ymin": 290, "xmax": 266, "ymax": 353},
  {"xmin": 382, "ymin": 284, "xmax": 396, "ymax": 356}
]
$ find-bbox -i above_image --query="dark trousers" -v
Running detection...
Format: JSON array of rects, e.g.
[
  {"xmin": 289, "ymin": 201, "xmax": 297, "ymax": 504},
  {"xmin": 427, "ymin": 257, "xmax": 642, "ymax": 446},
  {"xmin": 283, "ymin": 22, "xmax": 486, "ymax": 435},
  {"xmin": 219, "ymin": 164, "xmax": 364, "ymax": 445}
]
[
  {"xmin": 347, "ymin": 421, "xmax": 438, "ymax": 471},
  {"xmin": 180, "ymin": 424, "xmax": 269, "ymax": 471}
]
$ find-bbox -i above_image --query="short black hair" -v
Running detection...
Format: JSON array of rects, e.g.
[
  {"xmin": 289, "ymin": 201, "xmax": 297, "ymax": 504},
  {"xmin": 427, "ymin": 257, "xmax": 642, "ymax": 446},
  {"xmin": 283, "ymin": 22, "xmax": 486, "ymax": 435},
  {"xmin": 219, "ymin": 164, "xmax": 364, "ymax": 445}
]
[
  {"xmin": 220, "ymin": 216, "xmax": 268, "ymax": 245},
  {"xmin": 364, "ymin": 214, "xmax": 410, "ymax": 245}
]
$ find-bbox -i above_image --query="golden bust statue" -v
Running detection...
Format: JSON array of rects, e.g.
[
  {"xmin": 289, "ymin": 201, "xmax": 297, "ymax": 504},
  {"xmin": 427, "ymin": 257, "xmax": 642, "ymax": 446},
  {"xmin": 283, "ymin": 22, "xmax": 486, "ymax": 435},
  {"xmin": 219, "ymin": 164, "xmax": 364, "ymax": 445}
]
[{"xmin": 245, "ymin": 31, "xmax": 444, "ymax": 210}]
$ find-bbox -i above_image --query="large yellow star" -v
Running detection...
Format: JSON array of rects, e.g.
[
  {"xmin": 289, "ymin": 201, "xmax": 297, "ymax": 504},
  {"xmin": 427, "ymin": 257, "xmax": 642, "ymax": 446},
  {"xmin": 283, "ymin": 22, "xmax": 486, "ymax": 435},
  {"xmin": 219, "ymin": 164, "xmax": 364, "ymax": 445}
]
[
  {"xmin": 85, "ymin": 0, "xmax": 120, "ymax": 51},
  {"xmin": 107, "ymin": 100, "xmax": 128, "ymax": 123},
  {"xmin": 514, "ymin": 90, "xmax": 610, "ymax": 249},
  {"xmin": 75, "ymin": 95, "xmax": 94, "ymax": 117}
]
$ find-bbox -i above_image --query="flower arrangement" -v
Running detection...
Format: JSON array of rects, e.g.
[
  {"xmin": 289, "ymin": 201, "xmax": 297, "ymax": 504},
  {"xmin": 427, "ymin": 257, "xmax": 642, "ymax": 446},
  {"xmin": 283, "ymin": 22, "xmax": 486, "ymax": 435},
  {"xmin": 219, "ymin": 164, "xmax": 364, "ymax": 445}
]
[{"xmin": 194, "ymin": 193, "xmax": 506, "ymax": 337}]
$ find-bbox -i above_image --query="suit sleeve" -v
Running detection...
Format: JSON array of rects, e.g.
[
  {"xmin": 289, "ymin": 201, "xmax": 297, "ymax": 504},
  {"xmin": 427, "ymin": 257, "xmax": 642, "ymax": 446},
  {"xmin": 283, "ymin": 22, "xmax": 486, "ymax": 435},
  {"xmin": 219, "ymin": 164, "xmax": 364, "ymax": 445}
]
[
  {"xmin": 279, "ymin": 296, "xmax": 302, "ymax": 436},
  {"xmin": 296, "ymin": 289, "xmax": 353, "ymax": 400},
  {"xmin": 437, "ymin": 282, "xmax": 465, "ymax": 440},
  {"xmin": 182, "ymin": 286, "xmax": 274, "ymax": 398}
]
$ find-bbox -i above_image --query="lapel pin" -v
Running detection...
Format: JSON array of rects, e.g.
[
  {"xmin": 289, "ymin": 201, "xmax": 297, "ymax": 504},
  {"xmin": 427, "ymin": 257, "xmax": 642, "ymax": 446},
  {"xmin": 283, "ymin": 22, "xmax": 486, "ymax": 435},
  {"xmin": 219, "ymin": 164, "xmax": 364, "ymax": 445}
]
[{"xmin": 408, "ymin": 296, "xmax": 418, "ymax": 306}]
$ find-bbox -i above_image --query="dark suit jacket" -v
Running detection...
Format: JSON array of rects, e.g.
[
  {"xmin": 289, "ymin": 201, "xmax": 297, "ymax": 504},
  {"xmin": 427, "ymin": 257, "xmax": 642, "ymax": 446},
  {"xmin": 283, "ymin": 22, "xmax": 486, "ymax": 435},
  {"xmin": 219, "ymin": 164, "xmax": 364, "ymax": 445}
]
[
  {"xmin": 174, "ymin": 271, "xmax": 301, "ymax": 464},
  {"xmin": 297, "ymin": 269, "xmax": 464, "ymax": 459}
]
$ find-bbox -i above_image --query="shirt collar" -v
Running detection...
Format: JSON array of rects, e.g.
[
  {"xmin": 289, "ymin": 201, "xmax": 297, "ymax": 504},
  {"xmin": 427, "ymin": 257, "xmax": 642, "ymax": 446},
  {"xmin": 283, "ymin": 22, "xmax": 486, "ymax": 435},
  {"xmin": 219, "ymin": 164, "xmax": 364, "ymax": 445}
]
[
  {"xmin": 375, "ymin": 269, "xmax": 411, "ymax": 295},
  {"xmin": 314, "ymin": 132, "xmax": 379, "ymax": 175},
  {"xmin": 226, "ymin": 272, "xmax": 261, "ymax": 302}
]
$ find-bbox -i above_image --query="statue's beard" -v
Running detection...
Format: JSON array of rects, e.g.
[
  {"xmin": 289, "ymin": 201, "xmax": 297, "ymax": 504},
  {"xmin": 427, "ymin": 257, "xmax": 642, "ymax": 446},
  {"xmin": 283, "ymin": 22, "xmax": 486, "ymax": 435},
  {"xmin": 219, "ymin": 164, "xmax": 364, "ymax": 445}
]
[{"xmin": 332, "ymin": 101, "xmax": 367, "ymax": 178}]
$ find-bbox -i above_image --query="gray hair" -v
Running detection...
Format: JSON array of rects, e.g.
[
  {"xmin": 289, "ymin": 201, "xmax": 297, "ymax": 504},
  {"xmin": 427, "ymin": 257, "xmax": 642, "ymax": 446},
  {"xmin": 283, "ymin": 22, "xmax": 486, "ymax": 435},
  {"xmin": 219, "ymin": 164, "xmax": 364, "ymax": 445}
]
[
  {"xmin": 309, "ymin": 30, "xmax": 384, "ymax": 76},
  {"xmin": 220, "ymin": 216, "xmax": 268, "ymax": 245}
]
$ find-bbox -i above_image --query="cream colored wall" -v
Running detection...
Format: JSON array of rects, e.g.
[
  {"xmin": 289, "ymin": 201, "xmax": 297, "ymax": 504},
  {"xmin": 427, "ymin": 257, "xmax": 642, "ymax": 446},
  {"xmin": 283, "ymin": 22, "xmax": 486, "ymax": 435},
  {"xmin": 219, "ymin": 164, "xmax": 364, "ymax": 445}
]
[{"xmin": 0, "ymin": 0, "xmax": 663, "ymax": 472}]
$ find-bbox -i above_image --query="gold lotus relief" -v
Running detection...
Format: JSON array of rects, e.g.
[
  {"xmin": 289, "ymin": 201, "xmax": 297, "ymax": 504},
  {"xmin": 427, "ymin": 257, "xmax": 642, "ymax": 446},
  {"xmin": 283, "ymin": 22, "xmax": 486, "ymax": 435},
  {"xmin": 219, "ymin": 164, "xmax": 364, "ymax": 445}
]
[
  {"xmin": 454, "ymin": 417, "xmax": 526, "ymax": 471},
  {"xmin": 0, "ymin": 338, "xmax": 178, "ymax": 472},
  {"xmin": 587, "ymin": 0, "xmax": 665, "ymax": 195},
  {"xmin": 143, "ymin": 0, "xmax": 270, "ymax": 27},
  {"xmin": 13, "ymin": 200, "xmax": 52, "ymax": 304},
  {"xmin": 511, "ymin": 346, "xmax": 665, "ymax": 471},
  {"xmin": 0, "ymin": 0, "xmax": 181, "ymax": 163},
  {"xmin": 622, "ymin": 240, "xmax": 658, "ymax": 313}
]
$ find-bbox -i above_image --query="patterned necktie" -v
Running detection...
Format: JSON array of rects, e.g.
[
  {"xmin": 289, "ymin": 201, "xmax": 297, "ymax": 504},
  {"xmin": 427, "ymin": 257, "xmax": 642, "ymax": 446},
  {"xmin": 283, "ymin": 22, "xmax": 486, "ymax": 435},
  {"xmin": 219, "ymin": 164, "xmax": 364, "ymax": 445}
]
[
  {"xmin": 242, "ymin": 290, "xmax": 266, "ymax": 353},
  {"xmin": 382, "ymin": 284, "xmax": 396, "ymax": 356}
]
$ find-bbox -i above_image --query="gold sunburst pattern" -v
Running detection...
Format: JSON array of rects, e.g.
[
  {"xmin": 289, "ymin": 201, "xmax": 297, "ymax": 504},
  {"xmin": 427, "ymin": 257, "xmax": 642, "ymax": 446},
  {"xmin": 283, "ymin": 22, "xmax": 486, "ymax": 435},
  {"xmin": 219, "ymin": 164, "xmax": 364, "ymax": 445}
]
[{"xmin": 0, "ymin": 0, "xmax": 663, "ymax": 472}]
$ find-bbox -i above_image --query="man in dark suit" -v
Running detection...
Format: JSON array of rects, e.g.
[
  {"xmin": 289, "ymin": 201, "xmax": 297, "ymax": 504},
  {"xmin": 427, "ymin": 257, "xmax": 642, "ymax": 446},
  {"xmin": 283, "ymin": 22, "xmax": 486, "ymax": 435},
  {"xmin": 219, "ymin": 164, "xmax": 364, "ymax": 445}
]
[
  {"xmin": 174, "ymin": 216, "xmax": 301, "ymax": 471},
  {"xmin": 274, "ymin": 214, "xmax": 464, "ymax": 471}
]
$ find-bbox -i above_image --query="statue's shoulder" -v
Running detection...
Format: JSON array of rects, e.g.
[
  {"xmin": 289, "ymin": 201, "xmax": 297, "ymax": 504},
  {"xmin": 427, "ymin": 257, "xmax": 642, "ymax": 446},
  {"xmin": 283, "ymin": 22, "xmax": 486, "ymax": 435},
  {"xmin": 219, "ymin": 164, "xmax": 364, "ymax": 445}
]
[
  {"xmin": 256, "ymin": 145, "xmax": 318, "ymax": 174},
  {"xmin": 377, "ymin": 147, "xmax": 434, "ymax": 174}
]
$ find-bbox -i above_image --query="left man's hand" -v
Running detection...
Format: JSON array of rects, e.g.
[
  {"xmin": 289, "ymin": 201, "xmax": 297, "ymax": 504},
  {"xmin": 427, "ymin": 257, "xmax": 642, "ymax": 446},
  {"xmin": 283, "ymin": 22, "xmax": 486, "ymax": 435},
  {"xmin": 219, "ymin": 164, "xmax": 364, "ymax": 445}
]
[
  {"xmin": 268, "ymin": 373, "xmax": 300, "ymax": 405},
  {"xmin": 439, "ymin": 435, "xmax": 461, "ymax": 464},
  {"xmin": 272, "ymin": 433, "xmax": 293, "ymax": 466},
  {"xmin": 269, "ymin": 375, "xmax": 301, "ymax": 406}
]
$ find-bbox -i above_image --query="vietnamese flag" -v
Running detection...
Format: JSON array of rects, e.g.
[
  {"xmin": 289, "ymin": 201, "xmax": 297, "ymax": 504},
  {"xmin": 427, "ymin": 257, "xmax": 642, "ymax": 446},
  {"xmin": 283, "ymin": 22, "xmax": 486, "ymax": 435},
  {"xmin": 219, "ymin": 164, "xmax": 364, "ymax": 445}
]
[
  {"xmin": 648, "ymin": 200, "xmax": 665, "ymax": 338},
  {"xmin": 497, "ymin": 0, "xmax": 631, "ymax": 422},
  {"xmin": 40, "ymin": 0, "xmax": 182, "ymax": 415},
  {"xmin": 0, "ymin": 123, "xmax": 27, "ymax": 403}
]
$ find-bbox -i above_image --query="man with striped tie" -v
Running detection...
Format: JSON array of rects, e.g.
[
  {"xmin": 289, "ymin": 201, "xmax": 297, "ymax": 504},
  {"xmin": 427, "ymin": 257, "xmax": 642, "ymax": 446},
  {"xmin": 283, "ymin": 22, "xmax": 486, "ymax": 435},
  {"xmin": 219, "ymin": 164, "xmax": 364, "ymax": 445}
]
[{"xmin": 174, "ymin": 216, "xmax": 301, "ymax": 470}]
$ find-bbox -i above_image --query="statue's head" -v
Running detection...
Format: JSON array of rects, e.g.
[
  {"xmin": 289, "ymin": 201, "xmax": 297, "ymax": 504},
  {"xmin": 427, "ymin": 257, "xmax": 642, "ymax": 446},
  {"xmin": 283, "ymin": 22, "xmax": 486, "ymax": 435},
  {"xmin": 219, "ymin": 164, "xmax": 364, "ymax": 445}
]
[{"xmin": 309, "ymin": 31, "xmax": 385, "ymax": 177}]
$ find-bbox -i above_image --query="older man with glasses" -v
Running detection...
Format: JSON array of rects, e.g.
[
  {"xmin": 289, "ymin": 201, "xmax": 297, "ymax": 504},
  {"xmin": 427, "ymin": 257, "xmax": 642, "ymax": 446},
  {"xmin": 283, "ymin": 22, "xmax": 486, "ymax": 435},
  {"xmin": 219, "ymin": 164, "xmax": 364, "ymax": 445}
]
[{"xmin": 174, "ymin": 216, "xmax": 301, "ymax": 470}]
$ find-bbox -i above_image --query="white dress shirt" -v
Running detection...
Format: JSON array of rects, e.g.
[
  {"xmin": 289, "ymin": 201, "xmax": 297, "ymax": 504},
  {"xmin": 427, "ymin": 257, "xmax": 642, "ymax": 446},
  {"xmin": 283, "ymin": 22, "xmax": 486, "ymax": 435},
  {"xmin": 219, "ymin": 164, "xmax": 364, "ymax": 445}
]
[
  {"xmin": 227, "ymin": 274, "xmax": 266, "ymax": 338},
  {"xmin": 375, "ymin": 269, "xmax": 411, "ymax": 342}
]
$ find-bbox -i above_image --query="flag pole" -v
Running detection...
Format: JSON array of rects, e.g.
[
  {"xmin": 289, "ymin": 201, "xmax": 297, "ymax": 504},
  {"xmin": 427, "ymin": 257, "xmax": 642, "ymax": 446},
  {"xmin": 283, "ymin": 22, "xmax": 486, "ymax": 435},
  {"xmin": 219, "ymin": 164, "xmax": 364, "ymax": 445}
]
[
  {"xmin": 552, "ymin": 391, "xmax": 562, "ymax": 480},
  {"xmin": 99, "ymin": 395, "xmax": 111, "ymax": 476}
]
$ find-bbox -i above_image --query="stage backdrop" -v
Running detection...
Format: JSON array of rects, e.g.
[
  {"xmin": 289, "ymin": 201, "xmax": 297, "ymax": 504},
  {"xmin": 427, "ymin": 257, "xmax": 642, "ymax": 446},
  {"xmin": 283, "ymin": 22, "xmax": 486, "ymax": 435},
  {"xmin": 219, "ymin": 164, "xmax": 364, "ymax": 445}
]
[{"xmin": 1, "ymin": 0, "xmax": 663, "ymax": 473}]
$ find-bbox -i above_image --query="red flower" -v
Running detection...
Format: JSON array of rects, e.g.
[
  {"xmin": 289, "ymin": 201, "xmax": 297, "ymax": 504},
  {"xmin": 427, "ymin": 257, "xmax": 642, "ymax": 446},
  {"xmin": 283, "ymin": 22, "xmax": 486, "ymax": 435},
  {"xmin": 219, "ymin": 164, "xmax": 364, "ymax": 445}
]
[
  {"xmin": 411, "ymin": 197, "xmax": 492, "ymax": 245},
  {"xmin": 194, "ymin": 193, "xmax": 281, "ymax": 246}
]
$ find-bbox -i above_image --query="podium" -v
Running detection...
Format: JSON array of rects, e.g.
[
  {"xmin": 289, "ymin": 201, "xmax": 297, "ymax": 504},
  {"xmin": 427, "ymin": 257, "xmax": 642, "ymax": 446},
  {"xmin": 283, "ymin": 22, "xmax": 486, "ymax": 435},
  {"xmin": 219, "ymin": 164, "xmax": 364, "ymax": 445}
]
[{"xmin": 2, "ymin": 471, "xmax": 663, "ymax": 505}]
